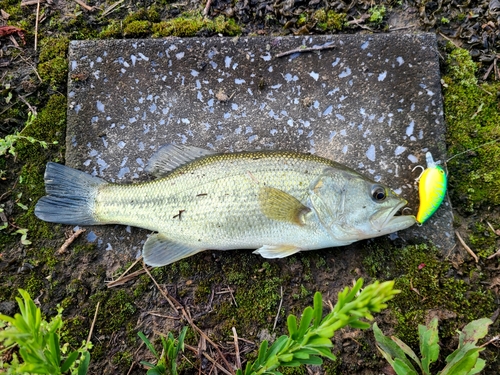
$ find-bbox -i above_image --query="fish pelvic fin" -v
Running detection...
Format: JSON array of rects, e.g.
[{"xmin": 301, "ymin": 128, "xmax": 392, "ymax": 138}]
[
  {"xmin": 145, "ymin": 144, "xmax": 216, "ymax": 178},
  {"xmin": 34, "ymin": 162, "xmax": 105, "ymax": 225},
  {"xmin": 253, "ymin": 244, "xmax": 302, "ymax": 259},
  {"xmin": 259, "ymin": 186, "xmax": 310, "ymax": 226},
  {"xmin": 142, "ymin": 233, "xmax": 204, "ymax": 267}
]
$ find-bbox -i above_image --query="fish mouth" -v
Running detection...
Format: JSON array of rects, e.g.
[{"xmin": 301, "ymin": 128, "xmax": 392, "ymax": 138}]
[{"xmin": 370, "ymin": 200, "xmax": 417, "ymax": 233}]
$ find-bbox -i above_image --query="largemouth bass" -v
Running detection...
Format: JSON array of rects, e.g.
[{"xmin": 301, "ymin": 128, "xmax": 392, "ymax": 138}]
[{"xmin": 35, "ymin": 144, "xmax": 416, "ymax": 267}]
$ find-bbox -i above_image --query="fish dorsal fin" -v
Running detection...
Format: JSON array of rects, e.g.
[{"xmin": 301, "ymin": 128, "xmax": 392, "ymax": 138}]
[
  {"xmin": 142, "ymin": 233, "xmax": 204, "ymax": 267},
  {"xmin": 145, "ymin": 144, "xmax": 216, "ymax": 178},
  {"xmin": 259, "ymin": 186, "xmax": 310, "ymax": 226},
  {"xmin": 253, "ymin": 244, "xmax": 302, "ymax": 258}
]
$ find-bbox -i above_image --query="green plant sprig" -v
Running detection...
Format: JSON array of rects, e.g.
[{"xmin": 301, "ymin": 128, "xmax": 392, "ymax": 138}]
[
  {"xmin": 0, "ymin": 112, "xmax": 58, "ymax": 157},
  {"xmin": 374, "ymin": 317, "xmax": 493, "ymax": 375},
  {"xmin": 0, "ymin": 289, "xmax": 91, "ymax": 375},
  {"xmin": 138, "ymin": 326, "xmax": 188, "ymax": 375},
  {"xmin": 237, "ymin": 278, "xmax": 399, "ymax": 375}
]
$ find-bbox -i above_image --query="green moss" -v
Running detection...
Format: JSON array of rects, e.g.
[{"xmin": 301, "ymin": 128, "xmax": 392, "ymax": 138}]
[
  {"xmin": 99, "ymin": 20, "xmax": 123, "ymax": 39},
  {"xmin": 37, "ymin": 37, "xmax": 70, "ymax": 89},
  {"xmin": 23, "ymin": 271, "xmax": 45, "ymax": 297},
  {"xmin": 152, "ymin": 13, "xmax": 241, "ymax": 37},
  {"xmin": 14, "ymin": 94, "xmax": 66, "ymax": 240},
  {"xmin": 38, "ymin": 57, "xmax": 69, "ymax": 90},
  {"xmin": 313, "ymin": 9, "xmax": 345, "ymax": 31},
  {"xmin": 467, "ymin": 221, "xmax": 497, "ymax": 258},
  {"xmin": 196, "ymin": 253, "xmax": 288, "ymax": 339},
  {"xmin": 363, "ymin": 243, "xmax": 496, "ymax": 346},
  {"xmin": 88, "ymin": 289, "xmax": 137, "ymax": 336},
  {"xmin": 25, "ymin": 246, "xmax": 59, "ymax": 271},
  {"xmin": 123, "ymin": 20, "xmax": 152, "ymax": 37},
  {"xmin": 368, "ymin": 5, "xmax": 386, "ymax": 23},
  {"xmin": 443, "ymin": 48, "xmax": 500, "ymax": 212},
  {"xmin": 296, "ymin": 13, "xmax": 308, "ymax": 27},
  {"xmin": 112, "ymin": 351, "xmax": 134, "ymax": 369},
  {"xmin": 39, "ymin": 37, "xmax": 70, "ymax": 63}
]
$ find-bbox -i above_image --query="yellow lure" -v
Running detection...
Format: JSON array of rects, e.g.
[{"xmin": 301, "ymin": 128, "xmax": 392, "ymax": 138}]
[{"xmin": 416, "ymin": 152, "xmax": 447, "ymax": 224}]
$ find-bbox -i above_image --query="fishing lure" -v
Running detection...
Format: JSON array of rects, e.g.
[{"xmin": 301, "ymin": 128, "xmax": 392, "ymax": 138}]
[{"xmin": 415, "ymin": 152, "xmax": 447, "ymax": 224}]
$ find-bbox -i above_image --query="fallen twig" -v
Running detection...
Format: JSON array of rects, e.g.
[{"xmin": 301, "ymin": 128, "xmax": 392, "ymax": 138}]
[
  {"xmin": 438, "ymin": 32, "xmax": 461, "ymax": 49},
  {"xmin": 21, "ymin": 0, "xmax": 46, "ymax": 6},
  {"xmin": 273, "ymin": 286, "xmax": 283, "ymax": 331},
  {"xmin": 73, "ymin": 0, "xmax": 97, "ymax": 12},
  {"xmin": 479, "ymin": 335, "xmax": 500, "ymax": 348},
  {"xmin": 483, "ymin": 60, "xmax": 496, "ymax": 81},
  {"xmin": 202, "ymin": 352, "xmax": 233, "ymax": 375},
  {"xmin": 232, "ymin": 327, "xmax": 241, "ymax": 370},
  {"xmin": 106, "ymin": 268, "xmax": 148, "ymax": 287},
  {"xmin": 87, "ymin": 301, "xmax": 100, "ymax": 344},
  {"xmin": 275, "ymin": 43, "xmax": 335, "ymax": 58},
  {"xmin": 455, "ymin": 230, "xmax": 479, "ymax": 263},
  {"xmin": 57, "ymin": 228, "xmax": 85, "ymax": 254},
  {"xmin": 34, "ymin": 0, "xmax": 40, "ymax": 51},
  {"xmin": 203, "ymin": 0, "xmax": 213, "ymax": 16},
  {"xmin": 101, "ymin": 0, "xmax": 124, "ymax": 17},
  {"xmin": 389, "ymin": 25, "xmax": 417, "ymax": 31},
  {"xmin": 106, "ymin": 257, "xmax": 144, "ymax": 287},
  {"xmin": 18, "ymin": 95, "xmax": 37, "ymax": 115},
  {"xmin": 487, "ymin": 249, "xmax": 500, "ymax": 260}
]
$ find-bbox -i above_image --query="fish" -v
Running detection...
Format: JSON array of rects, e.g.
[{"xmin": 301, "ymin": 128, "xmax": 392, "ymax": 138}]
[
  {"xmin": 35, "ymin": 144, "xmax": 417, "ymax": 267},
  {"xmin": 416, "ymin": 152, "xmax": 447, "ymax": 224}
]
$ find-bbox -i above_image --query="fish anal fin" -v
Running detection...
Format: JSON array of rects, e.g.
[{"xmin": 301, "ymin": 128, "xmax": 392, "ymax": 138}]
[
  {"xmin": 145, "ymin": 144, "xmax": 216, "ymax": 178},
  {"xmin": 142, "ymin": 233, "xmax": 203, "ymax": 267},
  {"xmin": 259, "ymin": 186, "xmax": 310, "ymax": 226},
  {"xmin": 253, "ymin": 244, "xmax": 302, "ymax": 259}
]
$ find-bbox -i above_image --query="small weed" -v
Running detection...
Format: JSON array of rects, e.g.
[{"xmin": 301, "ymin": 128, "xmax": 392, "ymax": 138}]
[
  {"xmin": 368, "ymin": 5, "xmax": 386, "ymax": 24},
  {"xmin": 0, "ymin": 289, "xmax": 92, "ymax": 374},
  {"xmin": 374, "ymin": 317, "xmax": 494, "ymax": 374},
  {"xmin": 0, "ymin": 112, "xmax": 57, "ymax": 157}
]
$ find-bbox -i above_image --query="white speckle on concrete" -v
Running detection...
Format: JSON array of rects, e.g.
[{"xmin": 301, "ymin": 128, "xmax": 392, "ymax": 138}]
[
  {"xmin": 260, "ymin": 53, "xmax": 271, "ymax": 61},
  {"xmin": 378, "ymin": 71, "xmax": 387, "ymax": 81},
  {"xmin": 394, "ymin": 146, "xmax": 406, "ymax": 156},
  {"xmin": 406, "ymin": 120, "xmax": 414, "ymax": 136},
  {"xmin": 339, "ymin": 67, "xmax": 351, "ymax": 78},
  {"xmin": 407, "ymin": 154, "xmax": 418, "ymax": 163},
  {"xmin": 366, "ymin": 144, "xmax": 376, "ymax": 161},
  {"xmin": 96, "ymin": 101, "xmax": 105, "ymax": 112},
  {"xmin": 309, "ymin": 71, "xmax": 319, "ymax": 81}
]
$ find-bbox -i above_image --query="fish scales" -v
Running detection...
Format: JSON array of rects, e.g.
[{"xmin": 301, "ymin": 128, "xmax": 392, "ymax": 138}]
[
  {"xmin": 95, "ymin": 151, "xmax": 340, "ymax": 249},
  {"xmin": 35, "ymin": 145, "xmax": 417, "ymax": 267}
]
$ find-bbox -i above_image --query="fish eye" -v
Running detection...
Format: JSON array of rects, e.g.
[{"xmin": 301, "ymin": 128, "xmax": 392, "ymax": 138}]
[{"xmin": 371, "ymin": 186, "xmax": 387, "ymax": 202}]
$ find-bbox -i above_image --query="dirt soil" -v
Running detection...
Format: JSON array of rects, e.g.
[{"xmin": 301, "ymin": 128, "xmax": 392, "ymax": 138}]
[{"xmin": 0, "ymin": 0, "xmax": 499, "ymax": 374}]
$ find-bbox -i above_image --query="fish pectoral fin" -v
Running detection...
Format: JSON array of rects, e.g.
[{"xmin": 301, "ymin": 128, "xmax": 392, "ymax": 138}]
[
  {"xmin": 142, "ymin": 233, "xmax": 203, "ymax": 267},
  {"xmin": 259, "ymin": 186, "xmax": 310, "ymax": 226},
  {"xmin": 145, "ymin": 144, "xmax": 216, "ymax": 178},
  {"xmin": 253, "ymin": 244, "xmax": 302, "ymax": 259}
]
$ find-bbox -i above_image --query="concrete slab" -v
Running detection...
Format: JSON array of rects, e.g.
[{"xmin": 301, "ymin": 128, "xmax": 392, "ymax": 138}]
[{"xmin": 66, "ymin": 34, "xmax": 454, "ymax": 265}]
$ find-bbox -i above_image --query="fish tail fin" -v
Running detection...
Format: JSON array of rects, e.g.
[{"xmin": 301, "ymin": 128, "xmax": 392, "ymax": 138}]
[{"xmin": 35, "ymin": 162, "xmax": 105, "ymax": 225}]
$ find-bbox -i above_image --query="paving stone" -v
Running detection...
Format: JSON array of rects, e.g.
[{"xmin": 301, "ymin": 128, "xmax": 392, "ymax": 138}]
[{"xmin": 66, "ymin": 34, "xmax": 454, "ymax": 265}]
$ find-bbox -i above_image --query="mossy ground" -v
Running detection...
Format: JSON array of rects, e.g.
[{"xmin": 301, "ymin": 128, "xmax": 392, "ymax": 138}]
[
  {"xmin": 443, "ymin": 47, "xmax": 500, "ymax": 213},
  {"xmin": 1, "ymin": 0, "xmax": 500, "ymax": 374}
]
